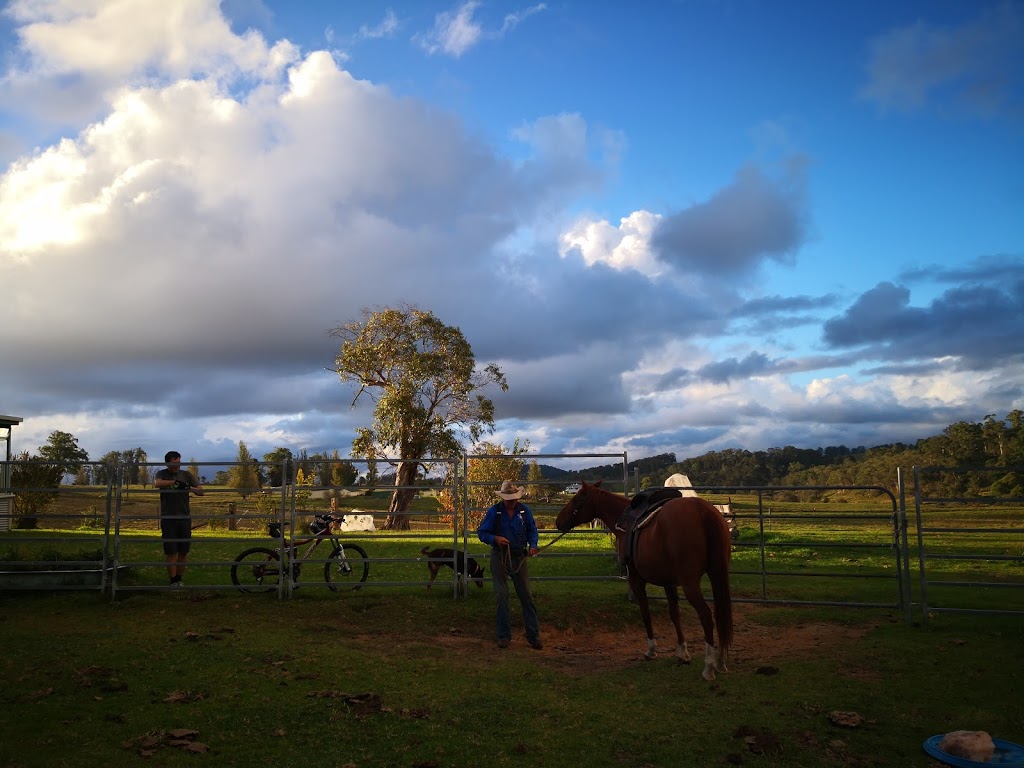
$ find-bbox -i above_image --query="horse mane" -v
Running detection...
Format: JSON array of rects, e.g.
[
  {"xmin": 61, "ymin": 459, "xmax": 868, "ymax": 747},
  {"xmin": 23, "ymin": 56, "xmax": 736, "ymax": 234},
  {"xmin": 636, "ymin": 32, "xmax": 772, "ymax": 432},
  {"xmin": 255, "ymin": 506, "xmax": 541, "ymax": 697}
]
[{"xmin": 584, "ymin": 481, "xmax": 629, "ymax": 516}]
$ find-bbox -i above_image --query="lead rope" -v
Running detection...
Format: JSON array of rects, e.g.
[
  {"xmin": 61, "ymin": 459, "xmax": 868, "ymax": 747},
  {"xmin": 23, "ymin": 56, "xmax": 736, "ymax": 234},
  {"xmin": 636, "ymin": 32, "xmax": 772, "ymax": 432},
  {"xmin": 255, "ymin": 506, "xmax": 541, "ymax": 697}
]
[{"xmin": 498, "ymin": 530, "xmax": 570, "ymax": 574}]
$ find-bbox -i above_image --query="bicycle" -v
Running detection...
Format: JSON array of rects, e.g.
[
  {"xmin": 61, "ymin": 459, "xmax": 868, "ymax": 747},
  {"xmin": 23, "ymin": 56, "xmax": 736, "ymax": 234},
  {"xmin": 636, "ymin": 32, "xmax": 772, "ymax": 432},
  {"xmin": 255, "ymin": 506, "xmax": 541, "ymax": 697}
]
[{"xmin": 231, "ymin": 513, "xmax": 369, "ymax": 593}]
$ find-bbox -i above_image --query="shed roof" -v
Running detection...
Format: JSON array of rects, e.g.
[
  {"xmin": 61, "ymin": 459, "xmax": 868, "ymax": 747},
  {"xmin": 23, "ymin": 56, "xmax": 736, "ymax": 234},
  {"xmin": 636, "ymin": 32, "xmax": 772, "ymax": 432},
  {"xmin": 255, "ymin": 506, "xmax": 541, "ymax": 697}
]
[{"xmin": 0, "ymin": 415, "xmax": 24, "ymax": 430}]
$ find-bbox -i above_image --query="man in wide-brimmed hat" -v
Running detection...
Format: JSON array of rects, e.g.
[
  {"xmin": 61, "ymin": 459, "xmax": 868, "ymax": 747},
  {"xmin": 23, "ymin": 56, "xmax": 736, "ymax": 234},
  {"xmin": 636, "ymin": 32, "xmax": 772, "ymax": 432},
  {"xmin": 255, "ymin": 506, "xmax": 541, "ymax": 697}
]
[{"xmin": 477, "ymin": 480, "xmax": 542, "ymax": 649}]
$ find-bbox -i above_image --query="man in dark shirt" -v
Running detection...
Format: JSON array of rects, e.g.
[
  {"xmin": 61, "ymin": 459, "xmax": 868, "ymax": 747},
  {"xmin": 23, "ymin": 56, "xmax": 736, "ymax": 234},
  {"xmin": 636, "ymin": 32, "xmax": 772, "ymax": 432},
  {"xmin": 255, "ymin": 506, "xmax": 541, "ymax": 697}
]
[
  {"xmin": 154, "ymin": 451, "xmax": 204, "ymax": 586},
  {"xmin": 477, "ymin": 480, "xmax": 542, "ymax": 649}
]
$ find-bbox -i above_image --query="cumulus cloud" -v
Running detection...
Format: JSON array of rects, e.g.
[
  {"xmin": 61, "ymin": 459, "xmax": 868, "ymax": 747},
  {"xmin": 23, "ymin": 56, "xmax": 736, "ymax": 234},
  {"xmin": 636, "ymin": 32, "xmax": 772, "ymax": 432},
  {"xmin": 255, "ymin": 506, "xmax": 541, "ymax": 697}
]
[
  {"xmin": 860, "ymin": 2, "xmax": 1024, "ymax": 116},
  {"xmin": 651, "ymin": 163, "xmax": 808, "ymax": 277},
  {"xmin": 557, "ymin": 161, "xmax": 810, "ymax": 284},
  {"xmin": 823, "ymin": 276, "xmax": 1024, "ymax": 369},
  {"xmin": 2, "ymin": 1, "xmax": 1020, "ymax": 470},
  {"xmin": 0, "ymin": 19, "xmax": 618, "ymax": 449},
  {"xmin": 1, "ymin": 0, "xmax": 299, "ymax": 127},
  {"xmin": 559, "ymin": 210, "xmax": 663, "ymax": 277}
]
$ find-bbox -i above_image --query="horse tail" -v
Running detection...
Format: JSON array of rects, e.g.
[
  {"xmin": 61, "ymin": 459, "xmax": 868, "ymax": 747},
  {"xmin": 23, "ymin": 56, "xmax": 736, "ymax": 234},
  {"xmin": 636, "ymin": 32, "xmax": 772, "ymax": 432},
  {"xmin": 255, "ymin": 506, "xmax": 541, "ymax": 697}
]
[{"xmin": 703, "ymin": 503, "xmax": 733, "ymax": 648}]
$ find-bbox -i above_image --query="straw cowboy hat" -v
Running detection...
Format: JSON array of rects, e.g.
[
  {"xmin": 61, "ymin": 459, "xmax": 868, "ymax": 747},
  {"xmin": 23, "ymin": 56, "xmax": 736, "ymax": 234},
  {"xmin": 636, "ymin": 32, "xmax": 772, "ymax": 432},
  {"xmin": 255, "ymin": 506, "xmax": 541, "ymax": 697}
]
[{"xmin": 497, "ymin": 480, "xmax": 524, "ymax": 500}]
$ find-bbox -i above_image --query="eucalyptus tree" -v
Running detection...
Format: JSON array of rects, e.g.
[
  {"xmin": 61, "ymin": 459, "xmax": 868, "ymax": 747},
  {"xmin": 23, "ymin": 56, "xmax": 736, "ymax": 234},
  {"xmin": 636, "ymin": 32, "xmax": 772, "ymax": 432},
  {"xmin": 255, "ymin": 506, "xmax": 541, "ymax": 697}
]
[{"xmin": 330, "ymin": 304, "xmax": 507, "ymax": 530}]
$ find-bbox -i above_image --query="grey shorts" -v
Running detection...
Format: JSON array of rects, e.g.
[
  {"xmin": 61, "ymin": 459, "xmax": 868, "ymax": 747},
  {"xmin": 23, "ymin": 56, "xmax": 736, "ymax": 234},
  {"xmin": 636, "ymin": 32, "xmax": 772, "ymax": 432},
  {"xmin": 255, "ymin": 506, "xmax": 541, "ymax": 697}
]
[{"xmin": 160, "ymin": 516, "xmax": 192, "ymax": 555}]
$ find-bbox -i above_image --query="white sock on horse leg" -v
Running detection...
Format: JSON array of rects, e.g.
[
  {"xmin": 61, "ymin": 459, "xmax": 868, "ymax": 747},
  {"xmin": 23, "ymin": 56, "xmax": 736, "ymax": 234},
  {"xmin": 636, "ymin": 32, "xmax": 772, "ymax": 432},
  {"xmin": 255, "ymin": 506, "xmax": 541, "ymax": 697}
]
[
  {"xmin": 702, "ymin": 642, "xmax": 716, "ymax": 681},
  {"xmin": 645, "ymin": 637, "xmax": 657, "ymax": 660},
  {"xmin": 716, "ymin": 644, "xmax": 729, "ymax": 673},
  {"xmin": 676, "ymin": 640, "xmax": 690, "ymax": 663}
]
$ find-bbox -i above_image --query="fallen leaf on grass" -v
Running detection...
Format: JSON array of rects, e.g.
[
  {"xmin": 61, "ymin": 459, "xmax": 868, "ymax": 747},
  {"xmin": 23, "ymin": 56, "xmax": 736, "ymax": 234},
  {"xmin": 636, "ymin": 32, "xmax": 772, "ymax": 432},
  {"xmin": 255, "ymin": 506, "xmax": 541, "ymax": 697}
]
[
  {"xmin": 125, "ymin": 728, "xmax": 205, "ymax": 757},
  {"xmin": 828, "ymin": 711, "xmax": 863, "ymax": 728},
  {"xmin": 28, "ymin": 687, "xmax": 54, "ymax": 700},
  {"xmin": 273, "ymin": 728, "xmax": 286, "ymax": 737},
  {"xmin": 743, "ymin": 733, "xmax": 782, "ymax": 755},
  {"xmin": 732, "ymin": 725, "xmax": 782, "ymax": 756},
  {"xmin": 163, "ymin": 690, "xmax": 205, "ymax": 703}
]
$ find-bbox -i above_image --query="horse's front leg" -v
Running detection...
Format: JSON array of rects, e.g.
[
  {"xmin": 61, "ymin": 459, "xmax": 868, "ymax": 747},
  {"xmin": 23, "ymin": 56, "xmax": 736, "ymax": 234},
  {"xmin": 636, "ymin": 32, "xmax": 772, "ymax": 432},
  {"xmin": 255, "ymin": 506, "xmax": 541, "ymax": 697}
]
[
  {"xmin": 664, "ymin": 586, "xmax": 690, "ymax": 663},
  {"xmin": 630, "ymin": 574, "xmax": 657, "ymax": 659}
]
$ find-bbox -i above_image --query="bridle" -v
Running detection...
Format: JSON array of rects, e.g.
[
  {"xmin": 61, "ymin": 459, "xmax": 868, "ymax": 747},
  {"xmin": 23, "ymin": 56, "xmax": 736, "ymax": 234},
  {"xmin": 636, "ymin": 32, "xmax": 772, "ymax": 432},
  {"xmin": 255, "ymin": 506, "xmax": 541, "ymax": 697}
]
[
  {"xmin": 566, "ymin": 488, "xmax": 597, "ymax": 528},
  {"xmin": 496, "ymin": 496, "xmax": 585, "ymax": 574}
]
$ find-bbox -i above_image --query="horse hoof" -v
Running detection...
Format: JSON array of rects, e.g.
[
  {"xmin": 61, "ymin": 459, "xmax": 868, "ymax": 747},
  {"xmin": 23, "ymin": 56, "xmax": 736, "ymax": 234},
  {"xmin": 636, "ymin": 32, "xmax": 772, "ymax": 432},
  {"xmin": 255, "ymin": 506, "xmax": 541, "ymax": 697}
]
[
  {"xmin": 702, "ymin": 667, "xmax": 716, "ymax": 682},
  {"xmin": 644, "ymin": 652, "xmax": 656, "ymax": 661}
]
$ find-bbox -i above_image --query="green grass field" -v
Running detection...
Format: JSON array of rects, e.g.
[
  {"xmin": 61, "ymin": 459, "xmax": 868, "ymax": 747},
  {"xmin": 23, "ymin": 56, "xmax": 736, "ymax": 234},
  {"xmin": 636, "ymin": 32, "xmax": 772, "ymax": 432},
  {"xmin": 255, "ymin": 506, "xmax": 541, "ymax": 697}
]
[
  {"xmin": 1, "ymin": 582, "xmax": 1022, "ymax": 768},
  {"xmin": 2, "ymin": 486, "xmax": 1022, "ymax": 767}
]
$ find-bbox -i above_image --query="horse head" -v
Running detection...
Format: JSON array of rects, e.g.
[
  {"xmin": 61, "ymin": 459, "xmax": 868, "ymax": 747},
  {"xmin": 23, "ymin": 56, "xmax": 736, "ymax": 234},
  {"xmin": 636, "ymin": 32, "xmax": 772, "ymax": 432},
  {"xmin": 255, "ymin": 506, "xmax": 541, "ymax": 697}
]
[{"xmin": 555, "ymin": 480, "xmax": 602, "ymax": 532}]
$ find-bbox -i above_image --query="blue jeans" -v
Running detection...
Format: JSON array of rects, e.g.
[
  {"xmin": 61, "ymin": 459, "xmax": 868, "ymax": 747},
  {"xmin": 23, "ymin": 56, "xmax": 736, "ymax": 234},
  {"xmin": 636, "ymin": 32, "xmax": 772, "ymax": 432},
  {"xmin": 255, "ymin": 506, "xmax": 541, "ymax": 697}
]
[{"xmin": 490, "ymin": 548, "xmax": 539, "ymax": 643}]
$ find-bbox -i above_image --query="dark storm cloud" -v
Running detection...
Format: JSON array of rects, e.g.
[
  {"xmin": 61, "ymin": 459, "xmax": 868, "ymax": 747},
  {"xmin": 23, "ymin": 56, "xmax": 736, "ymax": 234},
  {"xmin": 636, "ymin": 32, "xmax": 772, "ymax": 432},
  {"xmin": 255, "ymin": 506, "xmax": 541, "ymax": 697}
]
[
  {"xmin": 696, "ymin": 352, "xmax": 776, "ymax": 384},
  {"xmin": 823, "ymin": 279, "xmax": 1024, "ymax": 368},
  {"xmin": 900, "ymin": 253, "xmax": 1024, "ymax": 285},
  {"xmin": 729, "ymin": 294, "xmax": 839, "ymax": 317},
  {"xmin": 624, "ymin": 427, "xmax": 728, "ymax": 454},
  {"xmin": 651, "ymin": 165, "xmax": 807, "ymax": 276}
]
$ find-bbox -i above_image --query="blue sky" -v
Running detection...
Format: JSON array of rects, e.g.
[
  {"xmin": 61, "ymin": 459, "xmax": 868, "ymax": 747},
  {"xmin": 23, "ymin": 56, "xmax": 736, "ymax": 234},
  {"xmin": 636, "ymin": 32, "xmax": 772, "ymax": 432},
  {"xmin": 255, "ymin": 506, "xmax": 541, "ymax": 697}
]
[{"xmin": 0, "ymin": 0, "xmax": 1021, "ymax": 470}]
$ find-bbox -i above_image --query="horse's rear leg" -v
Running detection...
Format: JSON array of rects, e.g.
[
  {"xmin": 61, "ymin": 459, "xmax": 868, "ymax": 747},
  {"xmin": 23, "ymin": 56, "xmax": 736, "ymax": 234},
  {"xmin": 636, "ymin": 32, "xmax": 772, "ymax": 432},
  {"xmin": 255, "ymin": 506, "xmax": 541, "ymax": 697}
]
[
  {"xmin": 664, "ymin": 586, "xmax": 690, "ymax": 663},
  {"xmin": 682, "ymin": 580, "xmax": 718, "ymax": 681}
]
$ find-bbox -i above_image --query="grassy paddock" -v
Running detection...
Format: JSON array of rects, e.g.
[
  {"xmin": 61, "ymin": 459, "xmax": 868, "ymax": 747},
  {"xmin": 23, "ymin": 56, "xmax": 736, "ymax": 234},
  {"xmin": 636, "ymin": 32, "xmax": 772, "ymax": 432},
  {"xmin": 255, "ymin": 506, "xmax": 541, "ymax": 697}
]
[
  {"xmin": 1, "ymin": 585, "xmax": 1022, "ymax": 768},
  {"xmin": 2, "ymin": 490, "xmax": 1023, "ymax": 766}
]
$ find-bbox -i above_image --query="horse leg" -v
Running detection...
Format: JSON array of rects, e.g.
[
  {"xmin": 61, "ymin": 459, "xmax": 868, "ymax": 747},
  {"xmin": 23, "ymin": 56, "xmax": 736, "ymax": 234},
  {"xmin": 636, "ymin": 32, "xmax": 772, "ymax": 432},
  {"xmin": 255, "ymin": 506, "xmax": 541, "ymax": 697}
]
[
  {"xmin": 630, "ymin": 575, "xmax": 657, "ymax": 660},
  {"xmin": 664, "ymin": 586, "xmax": 690, "ymax": 663},
  {"xmin": 681, "ymin": 579, "xmax": 718, "ymax": 681}
]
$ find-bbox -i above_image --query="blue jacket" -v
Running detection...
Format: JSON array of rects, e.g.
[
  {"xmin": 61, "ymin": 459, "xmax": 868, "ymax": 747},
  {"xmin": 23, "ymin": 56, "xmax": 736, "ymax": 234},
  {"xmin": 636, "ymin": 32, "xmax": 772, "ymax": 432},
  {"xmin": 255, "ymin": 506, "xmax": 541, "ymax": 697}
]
[{"xmin": 477, "ymin": 501, "xmax": 539, "ymax": 551}]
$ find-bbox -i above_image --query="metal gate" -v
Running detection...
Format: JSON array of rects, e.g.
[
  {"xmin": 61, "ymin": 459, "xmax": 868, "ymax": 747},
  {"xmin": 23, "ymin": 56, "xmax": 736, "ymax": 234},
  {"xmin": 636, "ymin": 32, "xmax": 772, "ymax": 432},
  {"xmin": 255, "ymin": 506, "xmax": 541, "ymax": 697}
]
[{"xmin": 913, "ymin": 465, "xmax": 1024, "ymax": 622}]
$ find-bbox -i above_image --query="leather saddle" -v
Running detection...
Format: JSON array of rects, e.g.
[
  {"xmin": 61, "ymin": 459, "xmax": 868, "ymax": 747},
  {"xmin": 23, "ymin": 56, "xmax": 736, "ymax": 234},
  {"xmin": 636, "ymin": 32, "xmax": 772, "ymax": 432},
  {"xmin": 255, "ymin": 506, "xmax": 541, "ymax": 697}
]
[{"xmin": 617, "ymin": 487, "xmax": 683, "ymax": 567}]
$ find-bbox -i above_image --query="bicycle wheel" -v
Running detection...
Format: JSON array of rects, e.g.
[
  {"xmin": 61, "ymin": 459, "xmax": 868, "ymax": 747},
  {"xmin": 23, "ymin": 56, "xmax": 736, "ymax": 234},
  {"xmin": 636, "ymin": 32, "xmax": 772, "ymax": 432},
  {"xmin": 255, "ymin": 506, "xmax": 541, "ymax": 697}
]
[
  {"xmin": 231, "ymin": 547, "xmax": 282, "ymax": 593},
  {"xmin": 325, "ymin": 543, "xmax": 369, "ymax": 590}
]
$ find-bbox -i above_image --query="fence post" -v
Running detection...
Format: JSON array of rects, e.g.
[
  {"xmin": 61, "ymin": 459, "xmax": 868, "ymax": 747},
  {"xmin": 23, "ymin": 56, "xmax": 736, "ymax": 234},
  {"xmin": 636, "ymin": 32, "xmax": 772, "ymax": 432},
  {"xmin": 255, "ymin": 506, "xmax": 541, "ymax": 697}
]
[{"xmin": 227, "ymin": 502, "xmax": 237, "ymax": 531}]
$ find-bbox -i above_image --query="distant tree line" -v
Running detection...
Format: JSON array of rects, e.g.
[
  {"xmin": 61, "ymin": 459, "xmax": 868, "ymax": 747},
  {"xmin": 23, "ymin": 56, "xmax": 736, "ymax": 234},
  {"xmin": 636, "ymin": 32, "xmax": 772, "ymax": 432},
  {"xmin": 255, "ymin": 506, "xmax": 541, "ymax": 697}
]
[
  {"xmin": 7, "ymin": 411, "xmax": 1023, "ymax": 528},
  {"xmin": 549, "ymin": 411, "xmax": 1024, "ymax": 500}
]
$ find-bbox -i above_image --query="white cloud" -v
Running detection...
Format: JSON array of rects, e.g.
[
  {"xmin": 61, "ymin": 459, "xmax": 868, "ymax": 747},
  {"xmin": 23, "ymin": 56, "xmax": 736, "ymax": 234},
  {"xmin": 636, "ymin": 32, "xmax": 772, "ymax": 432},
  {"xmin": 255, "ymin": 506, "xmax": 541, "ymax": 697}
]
[
  {"xmin": 417, "ymin": 1, "xmax": 482, "ymax": 57},
  {"xmin": 415, "ymin": 1, "xmax": 546, "ymax": 57},
  {"xmin": 500, "ymin": 3, "xmax": 547, "ymax": 34},
  {"xmin": 357, "ymin": 9, "xmax": 399, "ymax": 40},
  {"xmin": 1, "ymin": 0, "xmax": 300, "ymax": 125},
  {"xmin": 559, "ymin": 210, "xmax": 663, "ymax": 277}
]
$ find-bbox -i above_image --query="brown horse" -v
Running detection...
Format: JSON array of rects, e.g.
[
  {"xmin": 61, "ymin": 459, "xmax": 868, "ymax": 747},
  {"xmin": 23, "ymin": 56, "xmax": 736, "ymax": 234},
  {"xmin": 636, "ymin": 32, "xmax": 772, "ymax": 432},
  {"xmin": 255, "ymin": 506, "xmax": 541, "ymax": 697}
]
[{"xmin": 555, "ymin": 481, "xmax": 733, "ymax": 680}]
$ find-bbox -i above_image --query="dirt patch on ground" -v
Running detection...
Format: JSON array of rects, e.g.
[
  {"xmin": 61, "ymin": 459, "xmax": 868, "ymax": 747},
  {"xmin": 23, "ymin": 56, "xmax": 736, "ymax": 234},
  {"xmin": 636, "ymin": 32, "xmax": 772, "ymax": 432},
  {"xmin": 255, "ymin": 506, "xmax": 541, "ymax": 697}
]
[{"xmin": 428, "ymin": 604, "xmax": 878, "ymax": 676}]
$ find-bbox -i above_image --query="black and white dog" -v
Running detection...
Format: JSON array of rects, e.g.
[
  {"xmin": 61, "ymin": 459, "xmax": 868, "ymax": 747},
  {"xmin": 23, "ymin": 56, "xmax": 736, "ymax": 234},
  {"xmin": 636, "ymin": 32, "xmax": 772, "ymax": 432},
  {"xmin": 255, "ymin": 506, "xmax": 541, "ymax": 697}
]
[{"xmin": 421, "ymin": 547, "xmax": 486, "ymax": 592}]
